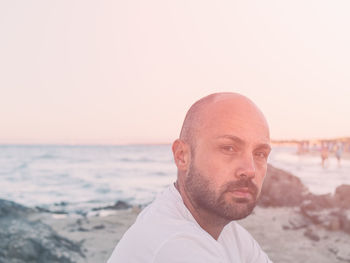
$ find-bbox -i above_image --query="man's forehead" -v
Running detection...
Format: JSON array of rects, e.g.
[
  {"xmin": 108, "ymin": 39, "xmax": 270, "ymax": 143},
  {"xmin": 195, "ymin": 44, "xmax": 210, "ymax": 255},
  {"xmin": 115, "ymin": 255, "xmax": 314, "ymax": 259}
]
[
  {"xmin": 195, "ymin": 106, "xmax": 270, "ymax": 146},
  {"xmin": 199, "ymin": 103, "xmax": 269, "ymax": 132},
  {"xmin": 180, "ymin": 92, "xmax": 270, "ymax": 146}
]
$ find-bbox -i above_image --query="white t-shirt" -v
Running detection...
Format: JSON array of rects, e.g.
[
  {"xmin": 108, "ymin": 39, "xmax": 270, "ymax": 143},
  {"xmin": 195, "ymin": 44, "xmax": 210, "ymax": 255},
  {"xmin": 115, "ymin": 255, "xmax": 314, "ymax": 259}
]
[{"xmin": 107, "ymin": 184, "xmax": 272, "ymax": 263}]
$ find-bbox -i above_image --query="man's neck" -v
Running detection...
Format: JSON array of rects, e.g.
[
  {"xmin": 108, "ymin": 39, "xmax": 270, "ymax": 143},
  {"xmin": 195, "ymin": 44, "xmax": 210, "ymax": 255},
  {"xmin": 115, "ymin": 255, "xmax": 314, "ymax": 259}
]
[{"xmin": 174, "ymin": 181, "xmax": 229, "ymax": 240}]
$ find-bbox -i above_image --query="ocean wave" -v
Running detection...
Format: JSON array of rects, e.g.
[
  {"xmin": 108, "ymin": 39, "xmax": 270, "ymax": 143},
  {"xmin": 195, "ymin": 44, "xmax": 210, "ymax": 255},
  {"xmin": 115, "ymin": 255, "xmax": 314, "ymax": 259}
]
[
  {"xmin": 6, "ymin": 144, "xmax": 350, "ymax": 217},
  {"xmin": 15, "ymin": 162, "xmax": 28, "ymax": 170},
  {"xmin": 152, "ymin": 171, "xmax": 167, "ymax": 176},
  {"xmin": 119, "ymin": 157, "xmax": 156, "ymax": 163},
  {"xmin": 37, "ymin": 153, "xmax": 57, "ymax": 159}
]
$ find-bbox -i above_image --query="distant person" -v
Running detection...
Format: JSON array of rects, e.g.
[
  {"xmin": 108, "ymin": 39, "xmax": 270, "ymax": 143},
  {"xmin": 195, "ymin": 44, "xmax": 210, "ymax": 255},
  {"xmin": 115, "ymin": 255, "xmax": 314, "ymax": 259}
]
[
  {"xmin": 335, "ymin": 142, "xmax": 343, "ymax": 167},
  {"xmin": 107, "ymin": 92, "xmax": 273, "ymax": 262},
  {"xmin": 321, "ymin": 143, "xmax": 329, "ymax": 168},
  {"xmin": 297, "ymin": 142, "xmax": 303, "ymax": 155}
]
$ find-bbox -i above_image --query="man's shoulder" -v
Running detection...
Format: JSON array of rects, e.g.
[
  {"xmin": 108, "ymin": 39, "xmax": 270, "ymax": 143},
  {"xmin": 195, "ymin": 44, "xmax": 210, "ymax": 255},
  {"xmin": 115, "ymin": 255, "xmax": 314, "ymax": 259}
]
[
  {"xmin": 123, "ymin": 202, "xmax": 207, "ymax": 245},
  {"xmin": 221, "ymin": 221, "xmax": 273, "ymax": 263},
  {"xmin": 108, "ymin": 211, "xmax": 219, "ymax": 263},
  {"xmin": 108, "ymin": 186, "xmax": 208, "ymax": 261}
]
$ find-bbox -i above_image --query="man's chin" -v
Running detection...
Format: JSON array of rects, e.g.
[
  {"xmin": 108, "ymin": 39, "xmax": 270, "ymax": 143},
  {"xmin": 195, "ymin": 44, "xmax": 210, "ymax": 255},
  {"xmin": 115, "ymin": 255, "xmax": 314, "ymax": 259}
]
[
  {"xmin": 220, "ymin": 201, "xmax": 257, "ymax": 221},
  {"xmin": 233, "ymin": 197, "xmax": 253, "ymax": 204}
]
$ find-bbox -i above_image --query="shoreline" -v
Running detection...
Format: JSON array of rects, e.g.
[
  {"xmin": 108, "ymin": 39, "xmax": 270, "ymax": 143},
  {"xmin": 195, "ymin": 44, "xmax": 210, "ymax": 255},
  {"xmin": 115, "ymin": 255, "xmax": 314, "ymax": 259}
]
[
  {"xmin": 36, "ymin": 206, "xmax": 350, "ymax": 263},
  {"xmin": 37, "ymin": 209, "xmax": 139, "ymax": 263},
  {"xmin": 2, "ymin": 163, "xmax": 350, "ymax": 262}
]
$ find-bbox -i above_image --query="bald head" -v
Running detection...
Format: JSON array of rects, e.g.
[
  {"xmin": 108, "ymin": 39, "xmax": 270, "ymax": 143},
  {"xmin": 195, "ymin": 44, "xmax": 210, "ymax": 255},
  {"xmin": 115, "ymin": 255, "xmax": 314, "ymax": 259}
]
[
  {"xmin": 179, "ymin": 92, "xmax": 269, "ymax": 149},
  {"xmin": 173, "ymin": 93, "xmax": 271, "ymax": 230}
]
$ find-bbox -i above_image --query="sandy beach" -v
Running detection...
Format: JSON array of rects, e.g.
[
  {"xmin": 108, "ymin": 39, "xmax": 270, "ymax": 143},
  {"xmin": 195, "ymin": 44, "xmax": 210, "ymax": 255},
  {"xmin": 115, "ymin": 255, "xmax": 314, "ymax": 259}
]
[
  {"xmin": 2, "ymin": 145, "xmax": 350, "ymax": 263},
  {"xmin": 239, "ymin": 207, "xmax": 350, "ymax": 263},
  {"xmin": 37, "ymin": 205, "xmax": 350, "ymax": 263},
  {"xmin": 14, "ymin": 162, "xmax": 350, "ymax": 263}
]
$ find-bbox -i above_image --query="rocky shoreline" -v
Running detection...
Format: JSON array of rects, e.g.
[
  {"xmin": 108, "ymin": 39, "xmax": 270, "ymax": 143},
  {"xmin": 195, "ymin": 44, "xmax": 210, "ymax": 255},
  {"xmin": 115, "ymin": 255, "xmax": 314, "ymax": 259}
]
[
  {"xmin": 0, "ymin": 199, "xmax": 84, "ymax": 263},
  {"xmin": 1, "ymin": 164, "xmax": 350, "ymax": 263},
  {"xmin": 260, "ymin": 165, "xmax": 350, "ymax": 236}
]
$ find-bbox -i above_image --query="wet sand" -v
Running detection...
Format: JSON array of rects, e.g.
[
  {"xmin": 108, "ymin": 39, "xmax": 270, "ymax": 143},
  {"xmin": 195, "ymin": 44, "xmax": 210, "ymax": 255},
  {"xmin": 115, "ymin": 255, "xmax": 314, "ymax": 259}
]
[{"xmin": 42, "ymin": 206, "xmax": 350, "ymax": 263}]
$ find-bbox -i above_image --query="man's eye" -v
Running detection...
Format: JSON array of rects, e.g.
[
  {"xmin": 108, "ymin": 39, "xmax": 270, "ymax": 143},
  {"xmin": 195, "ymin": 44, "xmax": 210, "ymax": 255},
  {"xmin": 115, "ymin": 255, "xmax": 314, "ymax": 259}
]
[
  {"xmin": 255, "ymin": 152, "xmax": 267, "ymax": 159},
  {"xmin": 222, "ymin": 146, "xmax": 236, "ymax": 152}
]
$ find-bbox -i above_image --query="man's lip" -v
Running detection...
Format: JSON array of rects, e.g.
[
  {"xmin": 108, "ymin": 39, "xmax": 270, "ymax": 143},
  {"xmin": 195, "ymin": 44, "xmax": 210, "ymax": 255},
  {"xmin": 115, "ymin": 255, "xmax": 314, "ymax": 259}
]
[
  {"xmin": 229, "ymin": 188, "xmax": 254, "ymax": 198},
  {"xmin": 232, "ymin": 187, "xmax": 252, "ymax": 193}
]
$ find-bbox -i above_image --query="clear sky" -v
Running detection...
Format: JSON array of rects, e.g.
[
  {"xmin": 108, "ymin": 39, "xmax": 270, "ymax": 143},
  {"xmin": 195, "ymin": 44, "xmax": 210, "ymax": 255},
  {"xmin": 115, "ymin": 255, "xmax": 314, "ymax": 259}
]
[{"xmin": 1, "ymin": 0, "xmax": 349, "ymax": 144}]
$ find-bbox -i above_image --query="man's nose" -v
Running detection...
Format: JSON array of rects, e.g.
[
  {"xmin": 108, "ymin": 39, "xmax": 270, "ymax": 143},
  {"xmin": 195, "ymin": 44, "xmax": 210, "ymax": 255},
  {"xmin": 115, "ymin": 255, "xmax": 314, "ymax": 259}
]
[{"xmin": 235, "ymin": 153, "xmax": 256, "ymax": 179}]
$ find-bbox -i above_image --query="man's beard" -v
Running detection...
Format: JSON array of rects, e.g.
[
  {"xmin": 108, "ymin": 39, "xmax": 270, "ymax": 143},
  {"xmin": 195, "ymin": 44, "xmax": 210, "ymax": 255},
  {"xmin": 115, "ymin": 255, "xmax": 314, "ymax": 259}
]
[{"xmin": 185, "ymin": 162, "xmax": 259, "ymax": 221}]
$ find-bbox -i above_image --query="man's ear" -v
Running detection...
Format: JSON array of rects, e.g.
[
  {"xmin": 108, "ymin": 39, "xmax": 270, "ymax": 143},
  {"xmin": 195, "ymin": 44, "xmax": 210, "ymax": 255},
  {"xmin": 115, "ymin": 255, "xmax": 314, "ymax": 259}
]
[{"xmin": 172, "ymin": 139, "xmax": 191, "ymax": 171}]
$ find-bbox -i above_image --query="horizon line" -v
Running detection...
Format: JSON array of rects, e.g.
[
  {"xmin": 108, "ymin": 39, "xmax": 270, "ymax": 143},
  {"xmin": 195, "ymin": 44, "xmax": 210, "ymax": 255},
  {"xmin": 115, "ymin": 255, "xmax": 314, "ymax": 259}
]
[{"xmin": 0, "ymin": 136, "xmax": 349, "ymax": 146}]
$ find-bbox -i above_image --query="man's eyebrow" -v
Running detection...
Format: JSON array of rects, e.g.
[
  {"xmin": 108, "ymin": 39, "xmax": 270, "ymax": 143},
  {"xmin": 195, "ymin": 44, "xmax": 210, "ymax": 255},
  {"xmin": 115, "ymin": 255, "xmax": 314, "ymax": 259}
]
[
  {"xmin": 215, "ymin": 135, "xmax": 245, "ymax": 145},
  {"xmin": 255, "ymin": 144, "xmax": 272, "ymax": 152},
  {"xmin": 216, "ymin": 135, "xmax": 271, "ymax": 152}
]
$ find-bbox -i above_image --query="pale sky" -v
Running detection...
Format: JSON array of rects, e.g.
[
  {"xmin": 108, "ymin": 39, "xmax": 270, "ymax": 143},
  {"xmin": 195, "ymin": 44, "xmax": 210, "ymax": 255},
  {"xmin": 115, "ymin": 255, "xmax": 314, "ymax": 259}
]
[{"xmin": 1, "ymin": 0, "xmax": 349, "ymax": 144}]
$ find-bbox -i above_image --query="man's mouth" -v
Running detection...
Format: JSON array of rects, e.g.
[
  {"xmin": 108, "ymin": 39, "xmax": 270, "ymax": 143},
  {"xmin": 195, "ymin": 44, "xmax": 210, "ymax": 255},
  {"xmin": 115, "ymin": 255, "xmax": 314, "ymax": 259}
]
[
  {"xmin": 223, "ymin": 179, "xmax": 258, "ymax": 201},
  {"xmin": 229, "ymin": 187, "xmax": 255, "ymax": 199}
]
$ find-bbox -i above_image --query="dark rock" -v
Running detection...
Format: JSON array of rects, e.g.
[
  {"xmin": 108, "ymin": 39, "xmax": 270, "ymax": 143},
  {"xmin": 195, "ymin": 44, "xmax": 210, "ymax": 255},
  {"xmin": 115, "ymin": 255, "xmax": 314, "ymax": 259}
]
[
  {"xmin": 299, "ymin": 190, "xmax": 350, "ymax": 233},
  {"xmin": 35, "ymin": 206, "xmax": 52, "ymax": 213},
  {"xmin": 35, "ymin": 206, "xmax": 68, "ymax": 215},
  {"xmin": 54, "ymin": 201, "xmax": 68, "ymax": 207},
  {"xmin": 328, "ymin": 246, "xmax": 338, "ymax": 255},
  {"xmin": 258, "ymin": 166, "xmax": 350, "ymax": 235},
  {"xmin": 75, "ymin": 210, "xmax": 88, "ymax": 217},
  {"xmin": 259, "ymin": 164, "xmax": 308, "ymax": 207},
  {"xmin": 304, "ymin": 228, "xmax": 320, "ymax": 241},
  {"xmin": 282, "ymin": 225, "xmax": 290, "ymax": 230},
  {"xmin": 0, "ymin": 199, "xmax": 34, "ymax": 217},
  {"xmin": 77, "ymin": 227, "xmax": 89, "ymax": 232},
  {"xmin": 303, "ymin": 193, "xmax": 335, "ymax": 210},
  {"xmin": 339, "ymin": 210, "xmax": 350, "ymax": 234},
  {"xmin": 336, "ymin": 249, "xmax": 350, "ymax": 262},
  {"xmin": 326, "ymin": 217, "xmax": 341, "ymax": 231},
  {"xmin": 0, "ymin": 199, "xmax": 84, "ymax": 263},
  {"xmin": 300, "ymin": 206, "xmax": 321, "ymax": 224},
  {"xmin": 334, "ymin": 184, "xmax": 350, "ymax": 209},
  {"xmin": 92, "ymin": 200, "xmax": 131, "ymax": 211},
  {"xmin": 93, "ymin": 224, "xmax": 105, "ymax": 230},
  {"xmin": 287, "ymin": 213, "xmax": 310, "ymax": 230},
  {"xmin": 111, "ymin": 200, "xmax": 131, "ymax": 210},
  {"xmin": 75, "ymin": 218, "xmax": 89, "ymax": 226},
  {"xmin": 300, "ymin": 205, "xmax": 340, "ymax": 226}
]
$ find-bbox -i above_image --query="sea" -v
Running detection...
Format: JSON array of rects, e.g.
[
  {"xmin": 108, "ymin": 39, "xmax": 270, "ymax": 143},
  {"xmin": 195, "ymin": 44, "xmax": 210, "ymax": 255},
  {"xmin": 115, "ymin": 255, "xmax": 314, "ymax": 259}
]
[{"xmin": 1, "ymin": 144, "xmax": 349, "ymax": 216}]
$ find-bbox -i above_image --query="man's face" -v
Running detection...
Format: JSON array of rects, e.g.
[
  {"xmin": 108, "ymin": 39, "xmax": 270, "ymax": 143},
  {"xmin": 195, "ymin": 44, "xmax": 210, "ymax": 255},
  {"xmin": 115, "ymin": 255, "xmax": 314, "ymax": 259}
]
[{"xmin": 184, "ymin": 100, "xmax": 271, "ymax": 221}]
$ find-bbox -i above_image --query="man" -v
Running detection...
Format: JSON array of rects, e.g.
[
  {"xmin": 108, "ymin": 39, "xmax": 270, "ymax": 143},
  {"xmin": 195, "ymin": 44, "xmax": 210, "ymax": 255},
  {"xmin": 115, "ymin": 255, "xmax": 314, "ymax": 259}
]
[{"xmin": 108, "ymin": 92, "xmax": 273, "ymax": 262}]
